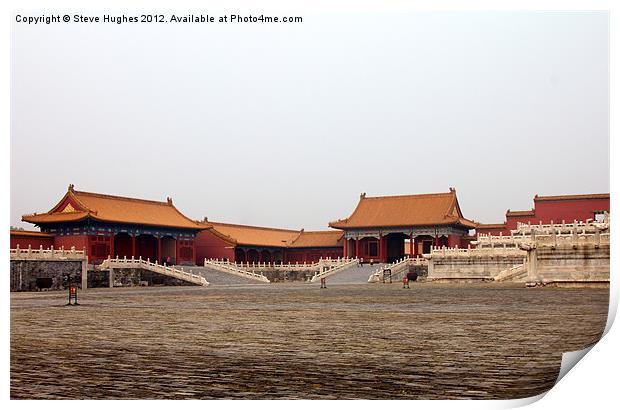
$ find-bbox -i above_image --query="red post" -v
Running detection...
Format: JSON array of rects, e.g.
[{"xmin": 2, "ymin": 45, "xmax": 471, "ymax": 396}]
[
  {"xmin": 109, "ymin": 234, "xmax": 115, "ymax": 258},
  {"xmin": 435, "ymin": 235, "xmax": 440, "ymax": 248},
  {"xmin": 409, "ymin": 231, "xmax": 414, "ymax": 257},
  {"xmin": 343, "ymin": 238, "xmax": 348, "ymax": 258},
  {"xmin": 175, "ymin": 237, "xmax": 180, "ymax": 265},
  {"xmin": 131, "ymin": 234, "xmax": 136, "ymax": 258},
  {"xmin": 379, "ymin": 234, "xmax": 383, "ymax": 263},
  {"xmin": 157, "ymin": 236, "xmax": 162, "ymax": 262},
  {"xmin": 355, "ymin": 238, "xmax": 359, "ymax": 258}
]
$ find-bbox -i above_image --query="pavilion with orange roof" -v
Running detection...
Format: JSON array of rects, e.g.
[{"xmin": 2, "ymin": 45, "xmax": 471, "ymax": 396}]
[
  {"xmin": 194, "ymin": 221, "xmax": 344, "ymax": 264},
  {"xmin": 21, "ymin": 184, "xmax": 204, "ymax": 264},
  {"xmin": 329, "ymin": 188, "xmax": 477, "ymax": 262}
]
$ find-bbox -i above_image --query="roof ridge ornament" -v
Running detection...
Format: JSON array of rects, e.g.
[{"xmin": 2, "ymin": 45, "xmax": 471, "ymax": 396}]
[
  {"xmin": 360, "ymin": 192, "xmax": 366, "ymax": 199},
  {"xmin": 167, "ymin": 197, "xmax": 173, "ymax": 205},
  {"xmin": 68, "ymin": 184, "xmax": 75, "ymax": 192}
]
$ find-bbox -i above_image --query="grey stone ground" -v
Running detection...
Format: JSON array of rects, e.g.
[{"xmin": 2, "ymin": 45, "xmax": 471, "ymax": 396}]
[{"xmin": 10, "ymin": 283, "xmax": 608, "ymax": 399}]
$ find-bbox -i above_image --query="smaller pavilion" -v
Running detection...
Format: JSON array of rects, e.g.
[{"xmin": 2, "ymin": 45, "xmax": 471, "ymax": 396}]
[
  {"xmin": 194, "ymin": 221, "xmax": 344, "ymax": 264},
  {"xmin": 329, "ymin": 188, "xmax": 476, "ymax": 263},
  {"xmin": 196, "ymin": 221, "xmax": 299, "ymax": 264}
]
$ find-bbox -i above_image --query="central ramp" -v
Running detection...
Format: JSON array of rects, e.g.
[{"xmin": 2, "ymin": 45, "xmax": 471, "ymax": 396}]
[{"xmin": 317, "ymin": 263, "xmax": 386, "ymax": 284}]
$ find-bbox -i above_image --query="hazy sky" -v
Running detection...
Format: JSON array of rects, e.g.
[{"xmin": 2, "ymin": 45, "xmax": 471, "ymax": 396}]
[{"xmin": 11, "ymin": 11, "xmax": 609, "ymax": 230}]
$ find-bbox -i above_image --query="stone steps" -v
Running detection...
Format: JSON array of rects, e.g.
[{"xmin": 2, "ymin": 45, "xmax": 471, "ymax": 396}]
[
  {"xmin": 324, "ymin": 263, "xmax": 386, "ymax": 284},
  {"xmin": 185, "ymin": 266, "xmax": 268, "ymax": 286},
  {"xmin": 494, "ymin": 264, "xmax": 528, "ymax": 282}
]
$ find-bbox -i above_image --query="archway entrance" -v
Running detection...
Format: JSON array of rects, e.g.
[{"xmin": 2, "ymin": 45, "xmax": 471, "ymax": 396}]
[
  {"xmin": 385, "ymin": 233, "xmax": 407, "ymax": 263},
  {"xmin": 246, "ymin": 249, "xmax": 259, "ymax": 263},
  {"xmin": 161, "ymin": 236, "xmax": 176, "ymax": 264},
  {"xmin": 272, "ymin": 250, "xmax": 283, "ymax": 264},
  {"xmin": 235, "ymin": 248, "xmax": 247, "ymax": 262},
  {"xmin": 114, "ymin": 232, "xmax": 133, "ymax": 259},
  {"xmin": 260, "ymin": 250, "xmax": 272, "ymax": 263},
  {"xmin": 136, "ymin": 234, "xmax": 157, "ymax": 261}
]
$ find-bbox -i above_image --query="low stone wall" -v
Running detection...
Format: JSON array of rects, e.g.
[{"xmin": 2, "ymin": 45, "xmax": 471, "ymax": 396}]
[
  {"xmin": 526, "ymin": 243, "xmax": 610, "ymax": 285},
  {"xmin": 427, "ymin": 254, "xmax": 526, "ymax": 282},
  {"xmin": 87, "ymin": 270, "xmax": 110, "ymax": 288},
  {"xmin": 408, "ymin": 265, "xmax": 428, "ymax": 281},
  {"xmin": 10, "ymin": 260, "xmax": 83, "ymax": 291}
]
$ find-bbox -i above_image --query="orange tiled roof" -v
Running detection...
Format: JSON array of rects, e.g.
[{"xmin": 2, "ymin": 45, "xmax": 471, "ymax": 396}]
[
  {"xmin": 534, "ymin": 193, "xmax": 609, "ymax": 202},
  {"xmin": 10, "ymin": 229, "xmax": 54, "ymax": 238},
  {"xmin": 22, "ymin": 185, "xmax": 202, "ymax": 230},
  {"xmin": 207, "ymin": 221, "xmax": 300, "ymax": 248},
  {"xmin": 288, "ymin": 230, "xmax": 344, "ymax": 248},
  {"xmin": 329, "ymin": 189, "xmax": 476, "ymax": 229}
]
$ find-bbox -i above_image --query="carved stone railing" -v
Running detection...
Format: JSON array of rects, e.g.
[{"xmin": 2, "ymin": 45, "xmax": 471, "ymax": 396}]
[
  {"xmin": 10, "ymin": 245, "xmax": 87, "ymax": 261},
  {"xmin": 476, "ymin": 228, "xmax": 610, "ymax": 249},
  {"xmin": 310, "ymin": 258, "xmax": 359, "ymax": 282},
  {"xmin": 514, "ymin": 215, "xmax": 609, "ymax": 235},
  {"xmin": 429, "ymin": 245, "xmax": 526, "ymax": 257},
  {"xmin": 519, "ymin": 231, "xmax": 610, "ymax": 249},
  {"xmin": 206, "ymin": 257, "xmax": 351, "ymax": 272},
  {"xmin": 203, "ymin": 259, "xmax": 270, "ymax": 283},
  {"xmin": 101, "ymin": 257, "xmax": 209, "ymax": 286},
  {"xmin": 476, "ymin": 218, "xmax": 610, "ymax": 248}
]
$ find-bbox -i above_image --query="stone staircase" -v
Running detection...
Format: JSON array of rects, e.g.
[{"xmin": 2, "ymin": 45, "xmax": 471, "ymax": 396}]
[
  {"xmin": 494, "ymin": 263, "xmax": 529, "ymax": 283},
  {"xmin": 185, "ymin": 266, "xmax": 270, "ymax": 286},
  {"xmin": 320, "ymin": 263, "xmax": 386, "ymax": 285},
  {"xmin": 100, "ymin": 258, "xmax": 209, "ymax": 286}
]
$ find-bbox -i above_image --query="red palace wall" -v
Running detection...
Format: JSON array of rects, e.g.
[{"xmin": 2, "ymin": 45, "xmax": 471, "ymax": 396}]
[
  {"xmin": 284, "ymin": 248, "xmax": 342, "ymax": 263},
  {"xmin": 54, "ymin": 235, "xmax": 90, "ymax": 257},
  {"xmin": 195, "ymin": 229, "xmax": 235, "ymax": 264},
  {"xmin": 10, "ymin": 234, "xmax": 54, "ymax": 250},
  {"xmin": 533, "ymin": 198, "xmax": 609, "ymax": 224},
  {"xmin": 484, "ymin": 196, "xmax": 610, "ymax": 235}
]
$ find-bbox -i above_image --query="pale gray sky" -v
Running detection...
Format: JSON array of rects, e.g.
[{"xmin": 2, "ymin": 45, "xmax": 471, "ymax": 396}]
[{"xmin": 11, "ymin": 11, "xmax": 609, "ymax": 230}]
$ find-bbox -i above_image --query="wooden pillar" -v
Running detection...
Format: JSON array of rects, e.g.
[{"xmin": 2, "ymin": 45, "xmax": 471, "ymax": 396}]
[
  {"xmin": 434, "ymin": 235, "xmax": 440, "ymax": 248},
  {"xmin": 355, "ymin": 237, "xmax": 359, "ymax": 258},
  {"xmin": 383, "ymin": 235, "xmax": 388, "ymax": 262},
  {"xmin": 175, "ymin": 236, "xmax": 180, "ymax": 265},
  {"xmin": 131, "ymin": 234, "xmax": 136, "ymax": 258},
  {"xmin": 409, "ymin": 231, "xmax": 414, "ymax": 257},
  {"xmin": 343, "ymin": 238, "xmax": 348, "ymax": 258},
  {"xmin": 109, "ymin": 234, "xmax": 115, "ymax": 258},
  {"xmin": 379, "ymin": 235, "xmax": 383, "ymax": 263},
  {"xmin": 157, "ymin": 236, "xmax": 162, "ymax": 263}
]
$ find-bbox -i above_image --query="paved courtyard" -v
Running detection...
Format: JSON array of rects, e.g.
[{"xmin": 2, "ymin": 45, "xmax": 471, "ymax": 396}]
[{"xmin": 10, "ymin": 282, "xmax": 608, "ymax": 399}]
